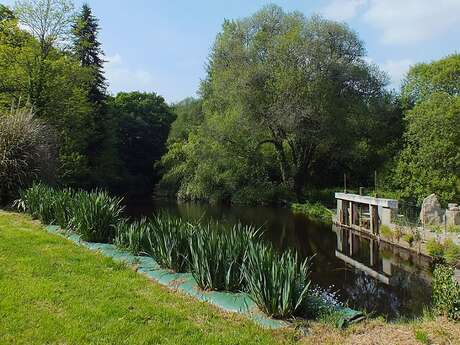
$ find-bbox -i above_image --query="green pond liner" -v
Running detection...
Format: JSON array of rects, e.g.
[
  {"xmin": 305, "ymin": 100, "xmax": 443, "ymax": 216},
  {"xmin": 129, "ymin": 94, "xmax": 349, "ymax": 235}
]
[{"xmin": 44, "ymin": 225, "xmax": 364, "ymax": 329}]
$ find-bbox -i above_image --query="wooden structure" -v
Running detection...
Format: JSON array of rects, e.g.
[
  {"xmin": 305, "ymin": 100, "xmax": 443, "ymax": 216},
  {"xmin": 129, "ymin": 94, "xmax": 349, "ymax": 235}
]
[{"xmin": 335, "ymin": 192, "xmax": 398, "ymax": 235}]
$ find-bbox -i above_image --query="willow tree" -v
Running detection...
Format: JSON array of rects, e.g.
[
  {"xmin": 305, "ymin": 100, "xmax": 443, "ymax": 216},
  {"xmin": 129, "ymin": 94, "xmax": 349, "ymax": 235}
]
[{"xmin": 201, "ymin": 5, "xmax": 391, "ymax": 198}]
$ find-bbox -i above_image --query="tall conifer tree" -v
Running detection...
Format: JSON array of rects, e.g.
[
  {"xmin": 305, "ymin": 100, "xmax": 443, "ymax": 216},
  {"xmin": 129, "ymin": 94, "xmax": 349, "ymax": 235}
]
[{"xmin": 72, "ymin": 3, "xmax": 106, "ymax": 105}]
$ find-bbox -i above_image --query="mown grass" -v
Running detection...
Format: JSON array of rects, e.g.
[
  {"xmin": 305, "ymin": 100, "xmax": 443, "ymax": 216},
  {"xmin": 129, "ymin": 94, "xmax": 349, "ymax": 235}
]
[
  {"xmin": 0, "ymin": 211, "xmax": 292, "ymax": 345},
  {"xmin": 2, "ymin": 211, "xmax": 460, "ymax": 345}
]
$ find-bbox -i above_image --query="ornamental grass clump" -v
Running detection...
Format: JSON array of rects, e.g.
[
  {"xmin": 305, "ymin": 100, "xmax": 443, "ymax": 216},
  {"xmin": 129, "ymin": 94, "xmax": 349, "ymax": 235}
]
[
  {"xmin": 243, "ymin": 242, "xmax": 312, "ymax": 319},
  {"xmin": 114, "ymin": 217, "xmax": 151, "ymax": 255},
  {"xmin": 189, "ymin": 223, "xmax": 260, "ymax": 291},
  {"xmin": 68, "ymin": 190, "xmax": 124, "ymax": 243},
  {"xmin": 146, "ymin": 213, "xmax": 192, "ymax": 272}
]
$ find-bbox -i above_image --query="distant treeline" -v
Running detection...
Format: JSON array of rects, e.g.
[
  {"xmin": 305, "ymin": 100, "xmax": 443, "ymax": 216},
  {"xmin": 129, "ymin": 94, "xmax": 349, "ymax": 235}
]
[{"xmin": 1, "ymin": 2, "xmax": 459, "ymax": 207}]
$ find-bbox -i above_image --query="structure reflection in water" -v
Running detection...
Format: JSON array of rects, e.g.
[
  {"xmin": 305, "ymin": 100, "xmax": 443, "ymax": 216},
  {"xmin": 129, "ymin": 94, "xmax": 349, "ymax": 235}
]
[{"xmin": 334, "ymin": 224, "xmax": 432, "ymax": 317}]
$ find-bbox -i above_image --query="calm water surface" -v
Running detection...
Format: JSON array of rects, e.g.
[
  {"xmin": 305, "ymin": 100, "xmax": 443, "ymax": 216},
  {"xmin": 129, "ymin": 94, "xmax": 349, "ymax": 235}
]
[{"xmin": 125, "ymin": 198, "xmax": 432, "ymax": 319}]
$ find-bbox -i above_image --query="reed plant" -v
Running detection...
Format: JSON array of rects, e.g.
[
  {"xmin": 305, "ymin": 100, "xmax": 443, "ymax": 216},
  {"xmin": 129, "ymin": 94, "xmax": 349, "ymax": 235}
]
[
  {"xmin": 189, "ymin": 223, "xmax": 259, "ymax": 291},
  {"xmin": 17, "ymin": 183, "xmax": 58, "ymax": 224},
  {"xmin": 68, "ymin": 190, "xmax": 124, "ymax": 243},
  {"xmin": 243, "ymin": 242, "xmax": 312, "ymax": 318},
  {"xmin": 146, "ymin": 213, "xmax": 192, "ymax": 272},
  {"xmin": 114, "ymin": 217, "xmax": 151, "ymax": 255}
]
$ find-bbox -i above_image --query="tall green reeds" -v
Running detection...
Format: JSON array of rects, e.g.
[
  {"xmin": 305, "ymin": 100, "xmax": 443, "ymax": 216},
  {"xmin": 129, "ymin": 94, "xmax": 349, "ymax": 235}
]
[
  {"xmin": 243, "ymin": 242, "xmax": 312, "ymax": 318},
  {"xmin": 146, "ymin": 213, "xmax": 192, "ymax": 272},
  {"xmin": 18, "ymin": 184, "xmax": 315, "ymax": 320},
  {"xmin": 189, "ymin": 223, "xmax": 259, "ymax": 291},
  {"xmin": 68, "ymin": 190, "xmax": 124, "ymax": 243},
  {"xmin": 114, "ymin": 217, "xmax": 151, "ymax": 255}
]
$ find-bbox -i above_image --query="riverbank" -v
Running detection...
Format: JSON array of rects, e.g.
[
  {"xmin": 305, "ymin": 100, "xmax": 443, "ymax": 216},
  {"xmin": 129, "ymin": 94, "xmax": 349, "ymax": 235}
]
[{"xmin": 2, "ymin": 211, "xmax": 460, "ymax": 344}]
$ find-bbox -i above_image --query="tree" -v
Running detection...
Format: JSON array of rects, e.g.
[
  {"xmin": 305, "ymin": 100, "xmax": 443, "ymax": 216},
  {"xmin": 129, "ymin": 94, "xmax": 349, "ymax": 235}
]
[
  {"xmin": 71, "ymin": 3, "xmax": 117, "ymax": 188},
  {"xmin": 1, "ymin": 5, "xmax": 95, "ymax": 187},
  {"xmin": 0, "ymin": 4, "xmax": 15, "ymax": 21},
  {"xmin": 200, "ymin": 6, "xmax": 393, "ymax": 199},
  {"xmin": 109, "ymin": 92, "xmax": 175, "ymax": 195},
  {"xmin": 14, "ymin": 0, "xmax": 75, "ymax": 57},
  {"xmin": 394, "ymin": 54, "xmax": 460, "ymax": 204},
  {"xmin": 72, "ymin": 3, "xmax": 106, "ymax": 106}
]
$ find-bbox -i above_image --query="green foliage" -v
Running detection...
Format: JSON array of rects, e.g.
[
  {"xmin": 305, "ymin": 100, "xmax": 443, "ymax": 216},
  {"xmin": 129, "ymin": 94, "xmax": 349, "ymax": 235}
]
[
  {"xmin": 243, "ymin": 242, "xmax": 311, "ymax": 318},
  {"xmin": 291, "ymin": 202, "xmax": 333, "ymax": 224},
  {"xmin": 109, "ymin": 92, "xmax": 175, "ymax": 195},
  {"xmin": 67, "ymin": 190, "xmax": 124, "ymax": 243},
  {"xmin": 379, "ymin": 225, "xmax": 393, "ymax": 239},
  {"xmin": 432, "ymin": 265, "xmax": 460, "ymax": 320},
  {"xmin": 402, "ymin": 233, "xmax": 415, "ymax": 247},
  {"xmin": 414, "ymin": 329, "xmax": 430, "ymax": 344},
  {"xmin": 394, "ymin": 54, "xmax": 460, "ymax": 205},
  {"xmin": 146, "ymin": 213, "xmax": 192, "ymax": 272},
  {"xmin": 444, "ymin": 239, "xmax": 460, "ymax": 265},
  {"xmin": 448, "ymin": 225, "xmax": 460, "ymax": 233},
  {"xmin": 426, "ymin": 239, "xmax": 445, "ymax": 258},
  {"xmin": 160, "ymin": 6, "xmax": 399, "ymax": 204},
  {"xmin": 0, "ymin": 107, "xmax": 57, "ymax": 204},
  {"xmin": 188, "ymin": 223, "xmax": 259, "ymax": 291},
  {"xmin": 114, "ymin": 218, "xmax": 151, "ymax": 255}
]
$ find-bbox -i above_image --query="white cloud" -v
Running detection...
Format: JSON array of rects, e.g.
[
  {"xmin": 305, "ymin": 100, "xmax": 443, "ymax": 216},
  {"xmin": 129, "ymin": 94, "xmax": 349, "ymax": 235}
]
[
  {"xmin": 363, "ymin": 0, "xmax": 460, "ymax": 45},
  {"xmin": 321, "ymin": 0, "xmax": 460, "ymax": 45},
  {"xmin": 382, "ymin": 59, "xmax": 414, "ymax": 89},
  {"xmin": 105, "ymin": 53, "xmax": 156, "ymax": 94},
  {"xmin": 321, "ymin": 0, "xmax": 367, "ymax": 21}
]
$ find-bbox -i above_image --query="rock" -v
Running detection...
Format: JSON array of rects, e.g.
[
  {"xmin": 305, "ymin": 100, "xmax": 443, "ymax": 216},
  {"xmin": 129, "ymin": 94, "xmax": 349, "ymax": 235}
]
[
  {"xmin": 447, "ymin": 209, "xmax": 460, "ymax": 226},
  {"xmin": 420, "ymin": 194, "xmax": 444, "ymax": 225}
]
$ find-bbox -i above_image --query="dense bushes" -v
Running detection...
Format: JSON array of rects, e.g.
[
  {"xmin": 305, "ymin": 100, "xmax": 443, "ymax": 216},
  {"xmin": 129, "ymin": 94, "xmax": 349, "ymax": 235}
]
[
  {"xmin": 432, "ymin": 265, "xmax": 460, "ymax": 320},
  {"xmin": 0, "ymin": 108, "xmax": 57, "ymax": 205},
  {"xmin": 18, "ymin": 184, "xmax": 314, "ymax": 319},
  {"xmin": 291, "ymin": 202, "xmax": 333, "ymax": 224}
]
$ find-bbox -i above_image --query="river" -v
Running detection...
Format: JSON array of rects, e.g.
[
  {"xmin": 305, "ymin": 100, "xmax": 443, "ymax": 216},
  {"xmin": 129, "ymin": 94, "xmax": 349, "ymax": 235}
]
[{"xmin": 125, "ymin": 198, "xmax": 432, "ymax": 319}]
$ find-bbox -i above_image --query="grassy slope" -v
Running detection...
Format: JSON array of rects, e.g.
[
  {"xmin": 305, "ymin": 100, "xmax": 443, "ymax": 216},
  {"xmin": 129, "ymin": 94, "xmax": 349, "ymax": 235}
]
[
  {"xmin": 0, "ymin": 212, "xmax": 292, "ymax": 345},
  {"xmin": 1, "ymin": 211, "xmax": 460, "ymax": 345}
]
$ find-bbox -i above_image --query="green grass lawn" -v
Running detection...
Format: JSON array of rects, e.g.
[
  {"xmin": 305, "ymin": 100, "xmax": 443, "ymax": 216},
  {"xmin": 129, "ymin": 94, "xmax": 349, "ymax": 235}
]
[{"xmin": 0, "ymin": 211, "xmax": 293, "ymax": 345}]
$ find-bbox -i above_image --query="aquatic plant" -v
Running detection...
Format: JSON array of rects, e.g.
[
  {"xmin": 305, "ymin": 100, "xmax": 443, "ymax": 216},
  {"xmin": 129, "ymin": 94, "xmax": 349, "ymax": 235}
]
[
  {"xmin": 114, "ymin": 217, "xmax": 151, "ymax": 255},
  {"xmin": 189, "ymin": 223, "xmax": 259, "ymax": 291},
  {"xmin": 146, "ymin": 213, "xmax": 192, "ymax": 272},
  {"xmin": 16, "ymin": 183, "xmax": 57, "ymax": 224},
  {"xmin": 68, "ymin": 190, "xmax": 124, "ymax": 243},
  {"xmin": 243, "ymin": 242, "xmax": 311, "ymax": 318},
  {"xmin": 291, "ymin": 202, "xmax": 333, "ymax": 224}
]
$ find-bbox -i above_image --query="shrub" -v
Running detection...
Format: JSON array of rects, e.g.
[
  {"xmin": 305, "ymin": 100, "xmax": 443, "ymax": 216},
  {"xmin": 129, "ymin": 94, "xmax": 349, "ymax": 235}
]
[
  {"xmin": 379, "ymin": 225, "xmax": 393, "ymax": 239},
  {"xmin": 426, "ymin": 239, "xmax": 445, "ymax": 258},
  {"xmin": 402, "ymin": 233, "xmax": 415, "ymax": 247},
  {"xmin": 68, "ymin": 190, "xmax": 124, "ymax": 243},
  {"xmin": 432, "ymin": 265, "xmax": 460, "ymax": 320},
  {"xmin": 114, "ymin": 218, "xmax": 151, "ymax": 255},
  {"xmin": 146, "ymin": 213, "xmax": 192, "ymax": 272},
  {"xmin": 291, "ymin": 202, "xmax": 333, "ymax": 224},
  {"xmin": 243, "ymin": 242, "xmax": 311, "ymax": 318},
  {"xmin": 189, "ymin": 223, "xmax": 259, "ymax": 291},
  {"xmin": 444, "ymin": 239, "xmax": 460, "ymax": 265},
  {"xmin": 0, "ymin": 107, "xmax": 57, "ymax": 205}
]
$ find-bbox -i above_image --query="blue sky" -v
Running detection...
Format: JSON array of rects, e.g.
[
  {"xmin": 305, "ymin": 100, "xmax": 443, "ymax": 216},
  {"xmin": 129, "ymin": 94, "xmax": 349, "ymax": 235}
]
[{"xmin": 5, "ymin": 0, "xmax": 460, "ymax": 103}]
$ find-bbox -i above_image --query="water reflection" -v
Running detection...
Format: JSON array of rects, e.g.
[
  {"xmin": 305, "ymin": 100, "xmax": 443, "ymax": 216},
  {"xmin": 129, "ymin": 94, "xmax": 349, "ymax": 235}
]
[{"xmin": 125, "ymin": 198, "xmax": 432, "ymax": 319}]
